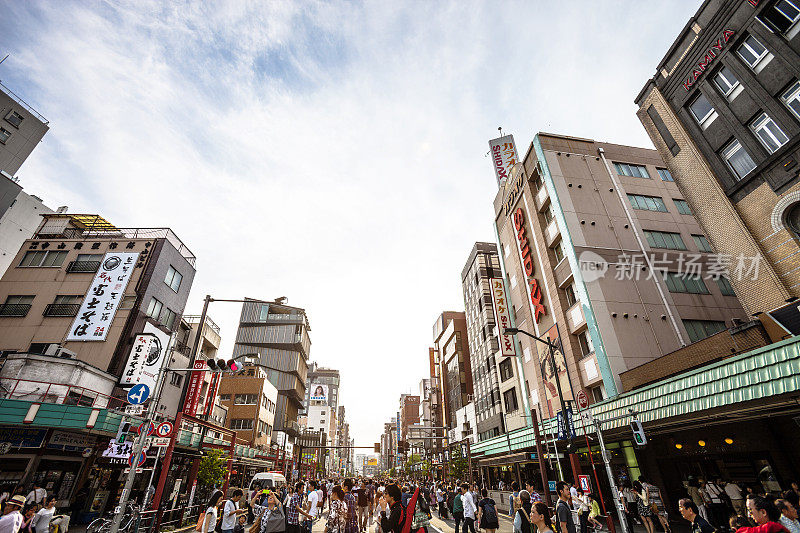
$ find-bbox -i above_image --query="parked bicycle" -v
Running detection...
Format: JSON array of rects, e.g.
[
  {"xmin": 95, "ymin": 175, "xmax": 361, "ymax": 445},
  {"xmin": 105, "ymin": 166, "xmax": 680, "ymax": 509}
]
[{"xmin": 87, "ymin": 502, "xmax": 140, "ymax": 533}]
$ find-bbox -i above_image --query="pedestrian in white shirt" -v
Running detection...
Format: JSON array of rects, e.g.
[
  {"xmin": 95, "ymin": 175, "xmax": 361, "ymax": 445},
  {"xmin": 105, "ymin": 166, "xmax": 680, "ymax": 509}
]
[
  {"xmin": 0, "ymin": 495, "xmax": 25, "ymax": 533},
  {"xmin": 201, "ymin": 490, "xmax": 224, "ymax": 533},
  {"xmin": 24, "ymin": 485, "xmax": 45, "ymax": 507},
  {"xmin": 221, "ymin": 489, "xmax": 248, "ymax": 533},
  {"xmin": 32, "ymin": 497, "xmax": 57, "ymax": 533},
  {"xmin": 461, "ymin": 483, "xmax": 478, "ymax": 533}
]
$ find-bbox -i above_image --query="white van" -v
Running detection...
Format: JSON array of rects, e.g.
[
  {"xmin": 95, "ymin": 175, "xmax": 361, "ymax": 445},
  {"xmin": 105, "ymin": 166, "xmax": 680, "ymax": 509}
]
[{"xmin": 247, "ymin": 472, "xmax": 287, "ymax": 496}]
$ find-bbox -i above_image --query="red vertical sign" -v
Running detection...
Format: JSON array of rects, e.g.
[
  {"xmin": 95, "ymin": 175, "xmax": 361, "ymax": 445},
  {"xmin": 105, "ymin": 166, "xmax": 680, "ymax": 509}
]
[
  {"xmin": 204, "ymin": 371, "xmax": 220, "ymax": 417},
  {"xmin": 183, "ymin": 361, "xmax": 206, "ymax": 416}
]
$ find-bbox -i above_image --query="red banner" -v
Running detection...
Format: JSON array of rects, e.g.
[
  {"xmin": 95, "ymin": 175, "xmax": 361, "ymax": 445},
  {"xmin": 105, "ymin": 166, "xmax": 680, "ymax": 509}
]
[
  {"xmin": 204, "ymin": 371, "xmax": 220, "ymax": 417},
  {"xmin": 183, "ymin": 361, "xmax": 206, "ymax": 416}
]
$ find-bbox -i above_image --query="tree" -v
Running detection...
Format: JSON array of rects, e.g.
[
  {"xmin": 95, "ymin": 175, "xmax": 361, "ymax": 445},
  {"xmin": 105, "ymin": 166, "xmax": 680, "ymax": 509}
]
[
  {"xmin": 198, "ymin": 449, "xmax": 228, "ymax": 490},
  {"xmin": 449, "ymin": 446, "xmax": 467, "ymax": 480}
]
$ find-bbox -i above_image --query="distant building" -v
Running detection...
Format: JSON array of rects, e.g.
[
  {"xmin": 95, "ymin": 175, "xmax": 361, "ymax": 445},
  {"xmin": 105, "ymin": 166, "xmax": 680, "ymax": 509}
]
[
  {"xmin": 218, "ymin": 365, "xmax": 278, "ymax": 448},
  {"xmin": 0, "ymin": 80, "xmax": 49, "ymax": 177},
  {"xmin": 432, "ymin": 312, "xmax": 473, "ymax": 441}
]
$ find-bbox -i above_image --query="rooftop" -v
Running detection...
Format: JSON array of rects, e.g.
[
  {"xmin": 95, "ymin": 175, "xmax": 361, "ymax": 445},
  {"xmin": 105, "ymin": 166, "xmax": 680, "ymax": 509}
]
[{"xmin": 0, "ymin": 80, "xmax": 48, "ymax": 124}]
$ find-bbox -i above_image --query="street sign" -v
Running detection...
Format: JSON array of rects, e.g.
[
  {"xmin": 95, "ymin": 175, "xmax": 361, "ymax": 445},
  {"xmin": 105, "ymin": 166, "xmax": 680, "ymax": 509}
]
[
  {"xmin": 155, "ymin": 421, "xmax": 173, "ymax": 438},
  {"xmin": 557, "ymin": 407, "xmax": 576, "ymax": 440},
  {"xmin": 152, "ymin": 437, "xmax": 170, "ymax": 447},
  {"xmin": 124, "ymin": 405, "xmax": 144, "ymax": 415},
  {"xmin": 578, "ymin": 474, "xmax": 591, "ymax": 492},
  {"xmin": 528, "ymin": 453, "xmax": 538, "ymax": 460},
  {"xmin": 127, "ymin": 383, "xmax": 150, "ymax": 405},
  {"xmin": 548, "ymin": 481, "xmax": 557, "ymax": 492},
  {"xmin": 577, "ymin": 389, "xmax": 589, "ymax": 410},
  {"xmin": 128, "ymin": 450, "xmax": 147, "ymax": 468},
  {"xmin": 137, "ymin": 421, "xmax": 156, "ymax": 436}
]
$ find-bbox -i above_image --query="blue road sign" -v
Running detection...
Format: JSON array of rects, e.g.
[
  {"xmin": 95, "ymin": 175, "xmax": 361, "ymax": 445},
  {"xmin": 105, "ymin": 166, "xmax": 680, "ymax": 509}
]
[
  {"xmin": 548, "ymin": 481, "xmax": 557, "ymax": 492},
  {"xmin": 127, "ymin": 383, "xmax": 150, "ymax": 405}
]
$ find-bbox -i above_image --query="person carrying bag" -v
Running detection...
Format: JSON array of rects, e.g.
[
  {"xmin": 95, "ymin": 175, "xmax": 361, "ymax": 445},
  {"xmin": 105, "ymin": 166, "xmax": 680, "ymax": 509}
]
[{"xmin": 250, "ymin": 491, "xmax": 286, "ymax": 533}]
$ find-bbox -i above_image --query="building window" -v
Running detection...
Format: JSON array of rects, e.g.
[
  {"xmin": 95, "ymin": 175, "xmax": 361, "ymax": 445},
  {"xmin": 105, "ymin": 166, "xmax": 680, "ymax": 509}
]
[
  {"xmin": 220, "ymin": 394, "xmax": 231, "ymax": 401},
  {"xmin": 577, "ymin": 330, "xmax": 594, "ymax": 357},
  {"xmin": 692, "ymin": 234, "xmax": 713, "ymax": 252},
  {"xmin": 657, "ymin": 168, "xmax": 674, "ymax": 182},
  {"xmin": 146, "ymin": 297, "xmax": 163, "ymax": 320},
  {"xmin": 737, "ymin": 35, "xmax": 769, "ymax": 70},
  {"xmin": 0, "ymin": 295, "xmax": 34, "ymax": 317},
  {"xmin": 19, "ymin": 250, "xmax": 68, "ymax": 268},
  {"xmin": 759, "ymin": 0, "xmax": 800, "ymax": 33},
  {"xmin": 235, "ymin": 394, "xmax": 258, "ymax": 404},
  {"xmin": 716, "ymin": 276, "xmax": 736, "ymax": 296},
  {"xmin": 721, "ymin": 140, "xmax": 757, "ymax": 180},
  {"xmin": 498, "ymin": 358, "xmax": 514, "ymax": 382},
  {"xmin": 0, "ymin": 127, "xmax": 10, "ymax": 144},
  {"xmin": 664, "ymin": 272, "xmax": 711, "ymax": 294},
  {"xmin": 503, "ymin": 388, "xmax": 519, "ymax": 413},
  {"xmin": 614, "ymin": 162, "xmax": 650, "ymax": 178},
  {"xmin": 543, "ymin": 205, "xmax": 554, "ymax": 224},
  {"xmin": 161, "ymin": 307, "xmax": 177, "ymax": 330},
  {"xmin": 750, "ymin": 112, "xmax": 789, "ymax": 154},
  {"xmin": 786, "ymin": 203, "xmax": 800, "ymax": 237},
  {"xmin": 682, "ymin": 319, "xmax": 726, "ymax": 343},
  {"xmin": 170, "ymin": 373, "xmax": 183, "ymax": 386},
  {"xmin": 628, "ymin": 194, "xmax": 668, "ymax": 212},
  {"xmin": 230, "ymin": 419, "xmax": 254, "ymax": 430},
  {"xmin": 564, "ymin": 283, "xmax": 577, "ymax": 308},
  {"xmin": 553, "ymin": 240, "xmax": 565, "ymax": 262},
  {"xmin": 4, "ymin": 110, "xmax": 23, "ymax": 128},
  {"xmin": 164, "ymin": 265, "xmax": 183, "ymax": 293},
  {"xmin": 782, "ymin": 80, "xmax": 800, "ymax": 121},
  {"xmin": 54, "ymin": 295, "xmax": 81, "ymax": 305},
  {"xmin": 644, "ymin": 230, "xmax": 687, "ymax": 250},
  {"xmin": 688, "ymin": 93, "xmax": 717, "ymax": 128},
  {"xmin": 674, "ymin": 199, "xmax": 692, "ymax": 215},
  {"xmin": 713, "ymin": 66, "xmax": 740, "ymax": 98},
  {"xmin": 119, "ymin": 295, "xmax": 136, "ymax": 310}
]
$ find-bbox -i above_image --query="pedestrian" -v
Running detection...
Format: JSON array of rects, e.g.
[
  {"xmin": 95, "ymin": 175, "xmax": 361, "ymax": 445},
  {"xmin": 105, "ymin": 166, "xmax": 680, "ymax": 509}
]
[
  {"xmin": 477, "ymin": 488, "xmax": 499, "ymax": 533},
  {"xmin": 726, "ymin": 482, "xmax": 746, "ymax": 517},
  {"xmin": 378, "ymin": 485, "xmax": 404, "ymax": 533},
  {"xmin": 19, "ymin": 506, "xmax": 35, "ymax": 533},
  {"xmin": 462, "ymin": 483, "xmax": 477, "ymax": 533},
  {"xmin": 513, "ymin": 490, "xmax": 532, "ymax": 533},
  {"xmin": 436, "ymin": 486, "xmax": 447, "ymax": 519},
  {"xmin": 745, "ymin": 495, "xmax": 789, "ymax": 533},
  {"xmin": 233, "ymin": 515, "xmax": 247, "ymax": 533},
  {"xmin": 31, "ymin": 497, "xmax": 56, "ymax": 533},
  {"xmin": 640, "ymin": 477, "xmax": 671, "ymax": 533},
  {"xmin": 777, "ymin": 500, "xmax": 800, "ymax": 533},
  {"xmin": 0, "ymin": 495, "xmax": 25, "ymax": 533},
  {"xmin": 678, "ymin": 498, "xmax": 715, "ymax": 533},
  {"xmin": 704, "ymin": 478, "xmax": 728, "ymax": 531},
  {"xmin": 355, "ymin": 480, "xmax": 369, "ymax": 532},
  {"xmin": 307, "ymin": 481, "xmax": 321, "ymax": 528},
  {"xmin": 343, "ymin": 479, "xmax": 359, "ymax": 533},
  {"xmin": 633, "ymin": 481, "xmax": 655, "ymax": 533},
  {"xmin": 327, "ymin": 487, "xmax": 348, "ymax": 533},
  {"xmin": 286, "ymin": 482, "xmax": 309, "ymax": 533},
  {"xmin": 587, "ymin": 494, "xmax": 603, "ymax": 532},
  {"xmin": 621, "ymin": 480, "xmax": 640, "ymax": 533},
  {"xmin": 575, "ymin": 488, "xmax": 590, "ymax": 533},
  {"xmin": 531, "ymin": 501, "xmax": 556, "ymax": 533},
  {"xmin": 411, "ymin": 488, "xmax": 432, "ymax": 533},
  {"xmin": 510, "ymin": 481, "xmax": 521, "ymax": 518},
  {"xmin": 557, "ymin": 481, "xmax": 578, "ymax": 533},
  {"xmin": 221, "ymin": 489, "xmax": 248, "ymax": 533},
  {"xmin": 526, "ymin": 481, "xmax": 543, "ymax": 504},
  {"xmin": 199, "ymin": 490, "xmax": 223, "ymax": 533},
  {"xmin": 368, "ymin": 479, "xmax": 376, "ymax": 527},
  {"xmin": 23, "ymin": 487, "xmax": 44, "ymax": 509},
  {"xmin": 453, "ymin": 484, "xmax": 464, "ymax": 533},
  {"xmin": 250, "ymin": 489, "xmax": 286, "ymax": 533},
  {"xmin": 688, "ymin": 479, "xmax": 710, "ymax": 523}
]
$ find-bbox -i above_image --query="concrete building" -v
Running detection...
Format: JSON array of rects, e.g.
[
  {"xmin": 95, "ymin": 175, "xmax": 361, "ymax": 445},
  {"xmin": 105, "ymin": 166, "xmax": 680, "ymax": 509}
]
[
  {"xmin": 218, "ymin": 365, "xmax": 278, "ymax": 448},
  {"xmin": 380, "ymin": 418, "xmax": 397, "ymax": 472},
  {"xmin": 0, "ymin": 81, "xmax": 49, "ymax": 177},
  {"xmin": 635, "ymin": 0, "xmax": 800, "ymax": 319},
  {"xmin": 432, "ymin": 312, "xmax": 473, "ymax": 441},
  {"xmin": 303, "ymin": 364, "xmax": 340, "ymax": 472},
  {"xmin": 454, "ymin": 402, "xmax": 478, "ymax": 444},
  {"xmin": 399, "ymin": 394, "xmax": 420, "ymax": 441},
  {"xmin": 461, "ymin": 242, "xmax": 509, "ymax": 441},
  {"xmin": 232, "ymin": 300, "xmax": 310, "ymax": 455}
]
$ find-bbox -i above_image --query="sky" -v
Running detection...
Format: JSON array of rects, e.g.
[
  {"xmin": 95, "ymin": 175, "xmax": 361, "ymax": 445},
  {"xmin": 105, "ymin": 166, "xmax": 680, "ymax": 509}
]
[{"xmin": 0, "ymin": 0, "xmax": 703, "ymax": 447}]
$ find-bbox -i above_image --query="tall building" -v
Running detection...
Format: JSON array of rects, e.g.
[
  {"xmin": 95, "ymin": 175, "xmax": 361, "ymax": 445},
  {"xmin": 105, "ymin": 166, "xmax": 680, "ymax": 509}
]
[
  {"xmin": 0, "ymin": 177, "xmax": 58, "ymax": 276},
  {"xmin": 461, "ymin": 242, "xmax": 509, "ymax": 440},
  {"xmin": 232, "ymin": 300, "xmax": 311, "ymax": 451},
  {"xmin": 218, "ymin": 365, "xmax": 278, "ymax": 448},
  {"xmin": 432, "ymin": 312, "xmax": 473, "ymax": 439},
  {"xmin": 635, "ymin": 0, "xmax": 800, "ymax": 317},
  {"xmin": 0, "ymin": 81, "xmax": 49, "ymax": 177},
  {"xmin": 303, "ymin": 363, "xmax": 340, "ymax": 472},
  {"xmin": 493, "ymin": 132, "xmax": 747, "ymax": 407},
  {"xmin": 0, "ymin": 212, "xmax": 195, "ymax": 508}
]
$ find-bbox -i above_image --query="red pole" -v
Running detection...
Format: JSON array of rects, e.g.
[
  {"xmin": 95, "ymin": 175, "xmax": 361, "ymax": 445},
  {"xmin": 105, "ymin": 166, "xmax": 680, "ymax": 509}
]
[
  {"xmin": 584, "ymin": 433, "xmax": 615, "ymax": 533},
  {"xmin": 152, "ymin": 411, "xmax": 181, "ymax": 519},
  {"xmin": 223, "ymin": 437, "xmax": 235, "ymax": 493}
]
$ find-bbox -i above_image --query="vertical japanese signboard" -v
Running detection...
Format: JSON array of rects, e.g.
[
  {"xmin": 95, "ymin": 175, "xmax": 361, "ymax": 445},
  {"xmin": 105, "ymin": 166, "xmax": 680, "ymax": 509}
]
[
  {"xmin": 488, "ymin": 134, "xmax": 519, "ymax": 185},
  {"xmin": 67, "ymin": 252, "xmax": 138, "ymax": 341},
  {"xmin": 489, "ymin": 277, "xmax": 517, "ymax": 357},
  {"xmin": 120, "ymin": 323, "xmax": 170, "ymax": 390},
  {"xmin": 183, "ymin": 361, "xmax": 206, "ymax": 416},
  {"xmin": 203, "ymin": 371, "xmax": 220, "ymax": 417}
]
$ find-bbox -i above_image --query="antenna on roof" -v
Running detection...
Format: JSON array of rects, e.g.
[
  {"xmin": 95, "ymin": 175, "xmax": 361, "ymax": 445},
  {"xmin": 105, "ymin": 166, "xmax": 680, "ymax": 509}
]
[
  {"xmin": 0, "ymin": 55, "xmax": 8, "ymax": 66},
  {"xmin": 498, "ymin": 126, "xmax": 503, "ymax": 136}
]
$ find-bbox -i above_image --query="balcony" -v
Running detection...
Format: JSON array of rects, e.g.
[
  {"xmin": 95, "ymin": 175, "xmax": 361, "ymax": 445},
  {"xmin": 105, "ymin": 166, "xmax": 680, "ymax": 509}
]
[
  {"xmin": 66, "ymin": 260, "xmax": 100, "ymax": 273},
  {"xmin": 42, "ymin": 303, "xmax": 80, "ymax": 317},
  {"xmin": 536, "ymin": 184, "xmax": 550, "ymax": 211},
  {"xmin": 282, "ymin": 420, "xmax": 301, "ymax": 437},
  {"xmin": 0, "ymin": 303, "xmax": 31, "ymax": 317},
  {"xmin": 173, "ymin": 340, "xmax": 192, "ymax": 356}
]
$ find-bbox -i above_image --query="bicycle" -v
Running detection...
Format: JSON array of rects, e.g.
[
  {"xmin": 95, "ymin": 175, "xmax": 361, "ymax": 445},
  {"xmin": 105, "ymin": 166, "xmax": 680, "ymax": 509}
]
[{"xmin": 87, "ymin": 502, "xmax": 140, "ymax": 533}]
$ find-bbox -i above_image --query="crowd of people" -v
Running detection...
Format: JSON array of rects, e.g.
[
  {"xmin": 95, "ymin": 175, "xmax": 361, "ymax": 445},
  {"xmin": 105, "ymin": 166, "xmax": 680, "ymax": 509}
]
[{"xmin": 0, "ymin": 483, "xmax": 68, "ymax": 533}]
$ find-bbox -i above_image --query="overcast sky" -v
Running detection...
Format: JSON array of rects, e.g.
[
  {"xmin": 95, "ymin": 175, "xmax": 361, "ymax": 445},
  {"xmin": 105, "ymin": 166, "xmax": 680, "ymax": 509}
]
[{"xmin": 1, "ymin": 0, "xmax": 702, "ymax": 447}]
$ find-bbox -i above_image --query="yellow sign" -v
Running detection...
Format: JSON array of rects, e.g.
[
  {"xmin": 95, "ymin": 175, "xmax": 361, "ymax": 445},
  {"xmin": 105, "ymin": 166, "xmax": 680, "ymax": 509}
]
[{"xmin": 367, "ymin": 458, "xmax": 378, "ymax": 465}]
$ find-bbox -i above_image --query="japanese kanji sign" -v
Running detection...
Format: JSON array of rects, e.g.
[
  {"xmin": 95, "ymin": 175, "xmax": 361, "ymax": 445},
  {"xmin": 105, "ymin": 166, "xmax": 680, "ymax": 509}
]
[
  {"xmin": 119, "ymin": 323, "xmax": 169, "ymax": 390},
  {"xmin": 489, "ymin": 277, "xmax": 517, "ymax": 357},
  {"xmin": 489, "ymin": 134, "xmax": 519, "ymax": 186},
  {"xmin": 183, "ymin": 361, "xmax": 206, "ymax": 416},
  {"xmin": 66, "ymin": 252, "xmax": 139, "ymax": 341}
]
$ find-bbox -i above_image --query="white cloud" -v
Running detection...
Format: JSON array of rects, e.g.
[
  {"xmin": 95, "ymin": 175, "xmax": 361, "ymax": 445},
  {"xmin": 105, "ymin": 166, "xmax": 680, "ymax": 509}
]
[{"xmin": 0, "ymin": 0, "xmax": 702, "ymax": 447}]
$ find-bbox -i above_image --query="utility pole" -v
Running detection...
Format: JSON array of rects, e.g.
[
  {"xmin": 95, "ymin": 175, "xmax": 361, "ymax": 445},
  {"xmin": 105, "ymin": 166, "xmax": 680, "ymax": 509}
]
[{"xmin": 583, "ymin": 411, "xmax": 630, "ymax": 533}]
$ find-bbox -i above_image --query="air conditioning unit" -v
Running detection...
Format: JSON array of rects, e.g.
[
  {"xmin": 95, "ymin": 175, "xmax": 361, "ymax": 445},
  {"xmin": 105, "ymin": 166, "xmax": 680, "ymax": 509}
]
[{"xmin": 43, "ymin": 344, "xmax": 62, "ymax": 356}]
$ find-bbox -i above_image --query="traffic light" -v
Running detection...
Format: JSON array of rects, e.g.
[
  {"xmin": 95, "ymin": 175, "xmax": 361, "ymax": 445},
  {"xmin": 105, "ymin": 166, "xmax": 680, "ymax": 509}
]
[
  {"xmin": 116, "ymin": 421, "xmax": 133, "ymax": 443},
  {"xmin": 631, "ymin": 419, "xmax": 647, "ymax": 446},
  {"xmin": 206, "ymin": 358, "xmax": 240, "ymax": 372}
]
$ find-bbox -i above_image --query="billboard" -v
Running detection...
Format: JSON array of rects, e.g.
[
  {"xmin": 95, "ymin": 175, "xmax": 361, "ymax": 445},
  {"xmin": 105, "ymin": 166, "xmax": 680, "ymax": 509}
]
[
  {"xmin": 67, "ymin": 252, "xmax": 139, "ymax": 341},
  {"xmin": 120, "ymin": 322, "xmax": 170, "ymax": 390},
  {"xmin": 310, "ymin": 384, "xmax": 328, "ymax": 402},
  {"xmin": 489, "ymin": 277, "xmax": 516, "ymax": 357},
  {"xmin": 367, "ymin": 457, "xmax": 378, "ymax": 466},
  {"xmin": 489, "ymin": 135, "xmax": 519, "ymax": 185},
  {"xmin": 536, "ymin": 324, "xmax": 575, "ymax": 418}
]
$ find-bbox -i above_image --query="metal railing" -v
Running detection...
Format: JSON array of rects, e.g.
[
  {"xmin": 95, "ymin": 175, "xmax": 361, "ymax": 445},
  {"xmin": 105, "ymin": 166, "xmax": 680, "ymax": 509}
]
[
  {"xmin": 159, "ymin": 503, "xmax": 203, "ymax": 531},
  {"xmin": 0, "ymin": 303, "xmax": 31, "ymax": 317},
  {"xmin": 0, "ymin": 80, "xmax": 49, "ymax": 124},
  {"xmin": 42, "ymin": 303, "xmax": 80, "ymax": 317},
  {"xmin": 0, "ymin": 377, "xmax": 125, "ymax": 409},
  {"xmin": 66, "ymin": 260, "xmax": 100, "ymax": 273},
  {"xmin": 183, "ymin": 314, "xmax": 220, "ymax": 334}
]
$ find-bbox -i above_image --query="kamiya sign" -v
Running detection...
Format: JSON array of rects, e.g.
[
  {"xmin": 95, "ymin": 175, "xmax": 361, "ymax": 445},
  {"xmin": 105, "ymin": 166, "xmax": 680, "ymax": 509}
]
[
  {"xmin": 513, "ymin": 208, "xmax": 546, "ymax": 323},
  {"xmin": 682, "ymin": 29, "xmax": 735, "ymax": 91}
]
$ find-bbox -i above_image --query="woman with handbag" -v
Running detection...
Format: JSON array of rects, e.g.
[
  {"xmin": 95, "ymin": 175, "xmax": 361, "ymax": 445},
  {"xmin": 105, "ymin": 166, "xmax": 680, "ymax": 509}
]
[
  {"xmin": 198, "ymin": 490, "xmax": 224, "ymax": 533},
  {"xmin": 326, "ymin": 486, "xmax": 348, "ymax": 533},
  {"xmin": 633, "ymin": 482, "xmax": 655, "ymax": 533},
  {"xmin": 250, "ymin": 491, "xmax": 286, "ymax": 533}
]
